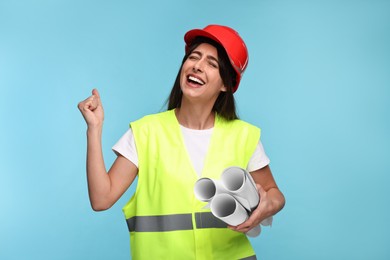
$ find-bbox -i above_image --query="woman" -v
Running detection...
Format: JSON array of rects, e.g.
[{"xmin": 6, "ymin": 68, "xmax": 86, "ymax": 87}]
[{"xmin": 78, "ymin": 24, "xmax": 285, "ymax": 259}]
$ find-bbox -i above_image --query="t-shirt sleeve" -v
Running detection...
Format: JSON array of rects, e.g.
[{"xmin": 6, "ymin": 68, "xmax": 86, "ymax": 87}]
[
  {"xmin": 112, "ymin": 128, "xmax": 139, "ymax": 168},
  {"xmin": 246, "ymin": 141, "xmax": 270, "ymax": 172}
]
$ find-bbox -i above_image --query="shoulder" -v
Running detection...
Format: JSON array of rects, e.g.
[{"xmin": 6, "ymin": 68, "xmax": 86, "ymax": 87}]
[
  {"xmin": 218, "ymin": 116, "xmax": 260, "ymax": 134},
  {"xmin": 234, "ymin": 119, "xmax": 259, "ymax": 129},
  {"xmin": 131, "ymin": 110, "xmax": 174, "ymax": 128}
]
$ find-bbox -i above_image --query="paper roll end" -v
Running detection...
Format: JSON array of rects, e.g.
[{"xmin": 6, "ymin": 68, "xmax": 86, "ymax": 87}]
[{"xmin": 246, "ymin": 225, "xmax": 261, "ymax": 237}]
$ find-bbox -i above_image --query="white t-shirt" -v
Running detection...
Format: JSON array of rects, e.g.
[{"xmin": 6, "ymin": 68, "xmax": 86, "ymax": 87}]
[{"xmin": 112, "ymin": 127, "xmax": 270, "ymax": 177}]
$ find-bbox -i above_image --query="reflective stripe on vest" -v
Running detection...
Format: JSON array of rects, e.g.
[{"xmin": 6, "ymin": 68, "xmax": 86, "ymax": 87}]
[
  {"xmin": 195, "ymin": 212, "xmax": 227, "ymax": 229},
  {"xmin": 126, "ymin": 213, "xmax": 193, "ymax": 232},
  {"xmin": 126, "ymin": 213, "xmax": 257, "ymax": 259},
  {"xmin": 126, "ymin": 212, "xmax": 227, "ymax": 232},
  {"xmin": 240, "ymin": 255, "xmax": 257, "ymax": 260}
]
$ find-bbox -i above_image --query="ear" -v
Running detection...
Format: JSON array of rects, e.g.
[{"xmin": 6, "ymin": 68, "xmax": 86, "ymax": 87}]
[{"xmin": 220, "ymin": 84, "xmax": 227, "ymax": 92}]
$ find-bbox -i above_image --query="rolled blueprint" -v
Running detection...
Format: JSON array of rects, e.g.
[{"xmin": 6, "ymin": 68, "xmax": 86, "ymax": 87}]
[
  {"xmin": 221, "ymin": 167, "xmax": 274, "ymax": 228},
  {"xmin": 210, "ymin": 193, "xmax": 261, "ymax": 238},
  {"xmin": 246, "ymin": 225, "xmax": 261, "ymax": 237},
  {"xmin": 194, "ymin": 177, "xmax": 227, "ymax": 202},
  {"xmin": 193, "ymin": 166, "xmax": 273, "ymax": 237},
  {"xmin": 220, "ymin": 166, "xmax": 259, "ymax": 211},
  {"xmin": 210, "ymin": 193, "xmax": 248, "ymax": 226}
]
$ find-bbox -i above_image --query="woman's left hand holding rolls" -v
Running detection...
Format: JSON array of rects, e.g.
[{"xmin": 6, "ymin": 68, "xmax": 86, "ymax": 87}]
[{"xmin": 228, "ymin": 166, "xmax": 285, "ymax": 233}]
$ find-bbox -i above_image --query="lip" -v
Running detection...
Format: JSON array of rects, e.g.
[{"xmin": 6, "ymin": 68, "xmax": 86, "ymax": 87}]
[{"xmin": 186, "ymin": 73, "xmax": 206, "ymax": 87}]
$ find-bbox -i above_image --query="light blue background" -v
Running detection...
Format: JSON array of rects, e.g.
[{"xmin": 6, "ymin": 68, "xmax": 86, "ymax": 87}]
[{"xmin": 1, "ymin": 0, "xmax": 389, "ymax": 259}]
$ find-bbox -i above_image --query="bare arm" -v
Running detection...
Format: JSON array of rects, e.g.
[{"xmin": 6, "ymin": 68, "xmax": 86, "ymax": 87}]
[
  {"xmin": 229, "ymin": 165, "xmax": 285, "ymax": 233},
  {"xmin": 78, "ymin": 89, "xmax": 138, "ymax": 211}
]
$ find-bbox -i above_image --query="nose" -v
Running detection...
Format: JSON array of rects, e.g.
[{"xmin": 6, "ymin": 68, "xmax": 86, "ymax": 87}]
[{"xmin": 193, "ymin": 59, "xmax": 204, "ymax": 72}]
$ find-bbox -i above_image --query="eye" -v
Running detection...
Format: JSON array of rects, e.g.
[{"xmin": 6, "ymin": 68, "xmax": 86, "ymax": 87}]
[
  {"xmin": 209, "ymin": 61, "xmax": 218, "ymax": 68},
  {"xmin": 188, "ymin": 54, "xmax": 200, "ymax": 61}
]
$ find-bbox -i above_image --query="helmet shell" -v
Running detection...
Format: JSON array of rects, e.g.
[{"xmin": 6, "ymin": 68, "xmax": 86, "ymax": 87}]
[{"xmin": 184, "ymin": 25, "xmax": 249, "ymax": 93}]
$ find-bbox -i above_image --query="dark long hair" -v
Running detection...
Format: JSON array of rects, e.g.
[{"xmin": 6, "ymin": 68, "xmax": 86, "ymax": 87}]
[{"xmin": 167, "ymin": 37, "xmax": 238, "ymax": 120}]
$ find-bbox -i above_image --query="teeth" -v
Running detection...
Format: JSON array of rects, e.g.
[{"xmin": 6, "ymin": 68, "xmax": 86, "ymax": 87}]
[{"xmin": 188, "ymin": 76, "xmax": 205, "ymax": 85}]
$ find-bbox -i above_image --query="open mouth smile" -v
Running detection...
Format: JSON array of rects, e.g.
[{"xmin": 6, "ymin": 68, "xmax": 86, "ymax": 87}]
[{"xmin": 187, "ymin": 75, "xmax": 205, "ymax": 86}]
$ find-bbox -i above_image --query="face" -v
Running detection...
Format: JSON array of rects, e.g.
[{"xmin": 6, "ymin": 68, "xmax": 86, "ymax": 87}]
[{"xmin": 180, "ymin": 43, "xmax": 227, "ymax": 104}]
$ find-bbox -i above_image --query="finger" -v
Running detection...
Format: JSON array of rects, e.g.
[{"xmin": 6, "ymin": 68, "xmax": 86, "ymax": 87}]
[
  {"xmin": 79, "ymin": 96, "xmax": 97, "ymax": 112},
  {"xmin": 228, "ymin": 225, "xmax": 247, "ymax": 233},
  {"xmin": 78, "ymin": 98, "xmax": 92, "ymax": 112},
  {"xmin": 92, "ymin": 88, "xmax": 102, "ymax": 105},
  {"xmin": 236, "ymin": 218, "xmax": 255, "ymax": 230},
  {"xmin": 88, "ymin": 96, "xmax": 99, "ymax": 111},
  {"xmin": 235, "ymin": 226, "xmax": 251, "ymax": 233},
  {"xmin": 229, "ymin": 222, "xmax": 254, "ymax": 233}
]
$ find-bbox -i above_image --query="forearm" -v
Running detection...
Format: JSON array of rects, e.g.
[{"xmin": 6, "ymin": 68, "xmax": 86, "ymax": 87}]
[
  {"xmin": 262, "ymin": 187, "xmax": 285, "ymax": 219},
  {"xmin": 250, "ymin": 166, "xmax": 285, "ymax": 220},
  {"xmin": 86, "ymin": 127, "xmax": 111, "ymax": 210}
]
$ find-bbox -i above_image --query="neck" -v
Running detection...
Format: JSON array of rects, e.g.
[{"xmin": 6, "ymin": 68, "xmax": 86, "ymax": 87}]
[{"xmin": 175, "ymin": 100, "xmax": 215, "ymax": 130}]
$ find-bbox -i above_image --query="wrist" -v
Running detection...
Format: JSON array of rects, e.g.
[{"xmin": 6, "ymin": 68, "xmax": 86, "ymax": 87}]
[
  {"xmin": 266, "ymin": 188, "xmax": 285, "ymax": 215},
  {"xmin": 87, "ymin": 125, "xmax": 103, "ymax": 137}
]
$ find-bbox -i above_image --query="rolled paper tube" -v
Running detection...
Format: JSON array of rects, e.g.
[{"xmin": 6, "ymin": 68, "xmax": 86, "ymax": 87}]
[
  {"xmin": 194, "ymin": 178, "xmax": 227, "ymax": 202},
  {"xmin": 210, "ymin": 193, "xmax": 248, "ymax": 226},
  {"xmin": 260, "ymin": 216, "xmax": 273, "ymax": 226},
  {"xmin": 194, "ymin": 178, "xmax": 216, "ymax": 202},
  {"xmin": 246, "ymin": 225, "xmax": 261, "ymax": 237},
  {"xmin": 221, "ymin": 167, "xmax": 259, "ymax": 210}
]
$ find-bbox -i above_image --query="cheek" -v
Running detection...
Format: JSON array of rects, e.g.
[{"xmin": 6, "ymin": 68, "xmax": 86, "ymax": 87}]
[
  {"xmin": 211, "ymin": 72, "xmax": 224, "ymax": 87},
  {"xmin": 180, "ymin": 69, "xmax": 185, "ymax": 80},
  {"xmin": 181, "ymin": 60, "xmax": 191, "ymax": 71},
  {"xmin": 215, "ymin": 76, "xmax": 226, "ymax": 92},
  {"xmin": 179, "ymin": 70, "xmax": 187, "ymax": 88}
]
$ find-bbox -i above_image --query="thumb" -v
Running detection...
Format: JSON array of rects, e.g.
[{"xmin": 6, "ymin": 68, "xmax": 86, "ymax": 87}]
[
  {"xmin": 92, "ymin": 88, "xmax": 102, "ymax": 105},
  {"xmin": 256, "ymin": 183, "xmax": 266, "ymax": 198}
]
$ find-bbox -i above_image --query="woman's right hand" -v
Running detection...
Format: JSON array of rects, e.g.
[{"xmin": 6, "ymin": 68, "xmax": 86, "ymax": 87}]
[{"xmin": 78, "ymin": 89, "xmax": 104, "ymax": 129}]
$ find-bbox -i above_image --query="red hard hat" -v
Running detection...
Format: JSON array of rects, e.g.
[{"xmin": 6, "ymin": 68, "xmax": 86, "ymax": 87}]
[{"xmin": 184, "ymin": 25, "xmax": 249, "ymax": 93}]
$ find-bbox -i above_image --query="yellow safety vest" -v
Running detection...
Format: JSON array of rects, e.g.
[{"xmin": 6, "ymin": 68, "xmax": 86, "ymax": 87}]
[{"xmin": 123, "ymin": 109, "xmax": 260, "ymax": 260}]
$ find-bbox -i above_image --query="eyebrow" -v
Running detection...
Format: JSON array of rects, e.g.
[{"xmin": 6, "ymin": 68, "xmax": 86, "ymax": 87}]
[{"xmin": 191, "ymin": 50, "xmax": 219, "ymax": 63}]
